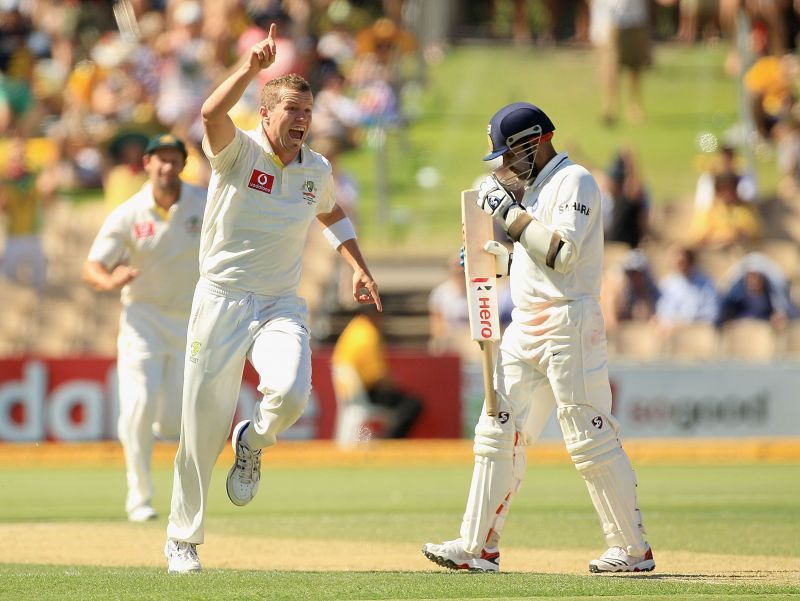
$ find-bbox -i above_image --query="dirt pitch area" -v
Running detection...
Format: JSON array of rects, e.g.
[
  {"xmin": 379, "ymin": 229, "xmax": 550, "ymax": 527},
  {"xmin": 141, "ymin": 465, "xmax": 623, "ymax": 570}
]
[
  {"xmin": 0, "ymin": 522, "xmax": 798, "ymax": 585},
  {"xmin": 1, "ymin": 440, "xmax": 798, "ymax": 585}
]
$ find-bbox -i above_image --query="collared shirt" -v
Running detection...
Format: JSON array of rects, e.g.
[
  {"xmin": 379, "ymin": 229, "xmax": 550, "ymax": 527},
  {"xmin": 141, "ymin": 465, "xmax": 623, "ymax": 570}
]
[
  {"xmin": 200, "ymin": 126, "xmax": 335, "ymax": 296},
  {"xmin": 509, "ymin": 152, "xmax": 605, "ymax": 308},
  {"xmin": 87, "ymin": 182, "xmax": 207, "ymax": 310}
]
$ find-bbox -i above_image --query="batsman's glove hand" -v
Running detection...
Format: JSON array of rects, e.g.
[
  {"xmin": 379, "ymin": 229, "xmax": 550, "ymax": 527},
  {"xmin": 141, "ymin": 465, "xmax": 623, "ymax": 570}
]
[
  {"xmin": 477, "ymin": 176, "xmax": 527, "ymax": 234},
  {"xmin": 477, "ymin": 177, "xmax": 515, "ymax": 219},
  {"xmin": 484, "ymin": 240, "xmax": 512, "ymax": 277}
]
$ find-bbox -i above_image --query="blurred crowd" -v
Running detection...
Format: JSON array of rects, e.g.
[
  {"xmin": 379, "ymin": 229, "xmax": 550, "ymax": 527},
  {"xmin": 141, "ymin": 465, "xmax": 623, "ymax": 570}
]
[
  {"xmin": 0, "ymin": 0, "xmax": 419, "ymax": 289},
  {"xmin": 4, "ymin": 0, "xmax": 800, "ymax": 362}
]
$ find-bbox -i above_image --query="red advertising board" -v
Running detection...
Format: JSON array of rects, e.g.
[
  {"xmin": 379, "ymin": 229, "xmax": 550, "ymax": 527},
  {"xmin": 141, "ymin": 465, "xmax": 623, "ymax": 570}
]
[{"xmin": 0, "ymin": 351, "xmax": 461, "ymax": 441}]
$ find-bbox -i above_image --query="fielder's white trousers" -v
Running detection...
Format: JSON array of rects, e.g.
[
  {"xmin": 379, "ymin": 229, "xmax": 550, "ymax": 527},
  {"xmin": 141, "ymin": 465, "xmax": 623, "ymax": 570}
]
[
  {"xmin": 117, "ymin": 302, "xmax": 188, "ymax": 515},
  {"xmin": 167, "ymin": 278, "xmax": 311, "ymax": 544}
]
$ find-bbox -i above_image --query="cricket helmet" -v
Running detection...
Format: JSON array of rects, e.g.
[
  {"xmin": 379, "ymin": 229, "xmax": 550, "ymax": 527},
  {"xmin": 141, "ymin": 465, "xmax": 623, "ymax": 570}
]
[
  {"xmin": 485, "ymin": 102, "xmax": 555, "ymax": 190},
  {"xmin": 484, "ymin": 102, "xmax": 555, "ymax": 161}
]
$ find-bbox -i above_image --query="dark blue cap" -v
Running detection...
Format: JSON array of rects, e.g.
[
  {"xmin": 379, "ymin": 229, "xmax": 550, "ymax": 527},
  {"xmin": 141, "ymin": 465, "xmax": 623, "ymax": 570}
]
[{"xmin": 484, "ymin": 102, "xmax": 555, "ymax": 161}]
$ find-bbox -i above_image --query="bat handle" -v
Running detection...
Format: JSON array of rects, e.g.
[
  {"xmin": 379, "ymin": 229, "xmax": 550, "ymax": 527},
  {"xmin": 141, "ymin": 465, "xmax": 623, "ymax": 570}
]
[{"xmin": 479, "ymin": 340, "xmax": 498, "ymax": 417}]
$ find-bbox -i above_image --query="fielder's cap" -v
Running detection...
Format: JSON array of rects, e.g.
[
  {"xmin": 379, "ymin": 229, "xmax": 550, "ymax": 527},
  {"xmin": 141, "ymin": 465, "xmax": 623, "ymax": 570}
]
[
  {"xmin": 484, "ymin": 102, "xmax": 555, "ymax": 161},
  {"xmin": 144, "ymin": 133, "xmax": 187, "ymax": 158}
]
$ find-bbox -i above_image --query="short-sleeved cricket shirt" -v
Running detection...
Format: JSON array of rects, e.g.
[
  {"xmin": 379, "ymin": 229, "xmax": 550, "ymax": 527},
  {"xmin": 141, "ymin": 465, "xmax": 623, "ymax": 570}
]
[
  {"xmin": 200, "ymin": 126, "xmax": 336, "ymax": 296},
  {"xmin": 87, "ymin": 182, "xmax": 207, "ymax": 310}
]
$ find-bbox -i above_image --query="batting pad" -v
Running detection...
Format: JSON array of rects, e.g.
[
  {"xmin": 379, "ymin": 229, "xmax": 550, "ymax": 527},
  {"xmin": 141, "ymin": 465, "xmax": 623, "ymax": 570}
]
[
  {"xmin": 558, "ymin": 405, "xmax": 648, "ymax": 557},
  {"xmin": 461, "ymin": 416, "xmax": 526, "ymax": 555}
]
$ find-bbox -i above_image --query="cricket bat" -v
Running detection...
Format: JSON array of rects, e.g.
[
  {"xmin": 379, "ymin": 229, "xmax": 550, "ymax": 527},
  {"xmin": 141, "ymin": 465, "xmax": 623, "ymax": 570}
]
[{"xmin": 461, "ymin": 190, "xmax": 501, "ymax": 417}]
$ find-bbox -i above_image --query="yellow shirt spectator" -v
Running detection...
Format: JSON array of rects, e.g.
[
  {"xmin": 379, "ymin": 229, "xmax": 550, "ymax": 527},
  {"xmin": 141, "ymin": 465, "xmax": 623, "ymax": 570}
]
[
  {"xmin": 689, "ymin": 174, "xmax": 762, "ymax": 249},
  {"xmin": 3, "ymin": 172, "xmax": 42, "ymax": 235},
  {"xmin": 331, "ymin": 313, "xmax": 388, "ymax": 390}
]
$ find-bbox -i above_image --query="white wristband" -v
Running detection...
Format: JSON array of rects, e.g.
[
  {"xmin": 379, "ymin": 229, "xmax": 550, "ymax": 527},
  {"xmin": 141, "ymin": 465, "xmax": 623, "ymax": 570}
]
[{"xmin": 322, "ymin": 217, "xmax": 357, "ymax": 249}]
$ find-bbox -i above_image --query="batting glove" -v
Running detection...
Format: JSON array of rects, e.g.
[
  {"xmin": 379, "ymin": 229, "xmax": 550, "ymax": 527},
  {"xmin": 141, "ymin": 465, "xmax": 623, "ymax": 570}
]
[
  {"xmin": 484, "ymin": 240, "xmax": 512, "ymax": 277},
  {"xmin": 477, "ymin": 177, "xmax": 517, "ymax": 222}
]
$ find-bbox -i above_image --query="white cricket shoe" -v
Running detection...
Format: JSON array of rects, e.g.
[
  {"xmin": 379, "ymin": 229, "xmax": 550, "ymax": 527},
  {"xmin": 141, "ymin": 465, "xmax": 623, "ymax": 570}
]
[
  {"xmin": 226, "ymin": 420, "xmax": 262, "ymax": 506},
  {"xmin": 422, "ymin": 538, "xmax": 500, "ymax": 572},
  {"xmin": 127, "ymin": 505, "xmax": 157, "ymax": 522},
  {"xmin": 589, "ymin": 545, "xmax": 655, "ymax": 573},
  {"xmin": 164, "ymin": 539, "xmax": 201, "ymax": 574}
]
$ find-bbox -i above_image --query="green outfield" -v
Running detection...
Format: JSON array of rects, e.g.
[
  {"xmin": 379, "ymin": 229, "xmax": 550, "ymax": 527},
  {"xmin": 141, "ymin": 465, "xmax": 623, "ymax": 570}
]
[{"xmin": 0, "ymin": 449, "xmax": 798, "ymax": 600}]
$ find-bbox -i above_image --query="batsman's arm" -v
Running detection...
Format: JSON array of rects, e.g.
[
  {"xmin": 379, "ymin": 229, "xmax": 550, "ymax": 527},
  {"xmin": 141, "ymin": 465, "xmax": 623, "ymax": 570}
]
[{"xmin": 478, "ymin": 176, "xmax": 577, "ymax": 273}]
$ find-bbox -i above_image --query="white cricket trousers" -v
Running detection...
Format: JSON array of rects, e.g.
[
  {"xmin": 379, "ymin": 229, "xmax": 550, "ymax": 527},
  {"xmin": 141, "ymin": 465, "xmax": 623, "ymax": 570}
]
[
  {"xmin": 167, "ymin": 278, "xmax": 311, "ymax": 544},
  {"xmin": 117, "ymin": 302, "xmax": 187, "ymax": 515}
]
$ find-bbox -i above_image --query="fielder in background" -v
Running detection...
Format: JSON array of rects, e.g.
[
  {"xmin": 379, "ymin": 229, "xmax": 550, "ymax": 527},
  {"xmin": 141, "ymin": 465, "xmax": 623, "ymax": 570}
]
[
  {"xmin": 82, "ymin": 134, "xmax": 206, "ymax": 523},
  {"xmin": 423, "ymin": 102, "xmax": 654, "ymax": 573},
  {"xmin": 164, "ymin": 23, "xmax": 381, "ymax": 574}
]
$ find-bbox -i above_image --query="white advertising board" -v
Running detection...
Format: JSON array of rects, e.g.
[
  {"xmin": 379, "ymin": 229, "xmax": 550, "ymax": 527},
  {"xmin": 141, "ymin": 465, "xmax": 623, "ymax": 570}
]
[{"xmin": 463, "ymin": 361, "xmax": 800, "ymax": 439}]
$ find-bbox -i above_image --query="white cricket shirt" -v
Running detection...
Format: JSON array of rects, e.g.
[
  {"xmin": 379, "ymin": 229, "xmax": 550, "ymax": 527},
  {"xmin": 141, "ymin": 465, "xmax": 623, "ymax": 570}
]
[
  {"xmin": 200, "ymin": 126, "xmax": 335, "ymax": 296},
  {"xmin": 510, "ymin": 152, "xmax": 605, "ymax": 308},
  {"xmin": 87, "ymin": 182, "xmax": 207, "ymax": 310}
]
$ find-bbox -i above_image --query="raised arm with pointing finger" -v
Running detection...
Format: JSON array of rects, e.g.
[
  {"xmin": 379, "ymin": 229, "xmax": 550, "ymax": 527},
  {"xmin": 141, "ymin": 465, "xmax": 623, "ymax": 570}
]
[{"xmin": 164, "ymin": 23, "xmax": 381, "ymax": 574}]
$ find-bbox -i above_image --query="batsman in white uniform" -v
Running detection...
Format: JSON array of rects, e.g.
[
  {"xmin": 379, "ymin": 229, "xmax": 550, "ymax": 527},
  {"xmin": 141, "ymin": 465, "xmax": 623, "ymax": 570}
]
[
  {"xmin": 83, "ymin": 134, "xmax": 206, "ymax": 523},
  {"xmin": 164, "ymin": 23, "xmax": 382, "ymax": 573},
  {"xmin": 423, "ymin": 103, "xmax": 654, "ymax": 573}
]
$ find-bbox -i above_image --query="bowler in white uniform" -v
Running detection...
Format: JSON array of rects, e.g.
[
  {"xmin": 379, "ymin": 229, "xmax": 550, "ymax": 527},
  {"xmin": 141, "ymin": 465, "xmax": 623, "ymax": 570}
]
[
  {"xmin": 423, "ymin": 102, "xmax": 655, "ymax": 574},
  {"xmin": 83, "ymin": 134, "xmax": 205, "ymax": 523},
  {"xmin": 163, "ymin": 23, "xmax": 382, "ymax": 573}
]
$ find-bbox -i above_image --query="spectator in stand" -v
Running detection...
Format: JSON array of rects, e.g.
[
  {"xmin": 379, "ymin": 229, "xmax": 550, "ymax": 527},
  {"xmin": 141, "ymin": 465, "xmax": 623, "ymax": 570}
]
[
  {"xmin": 694, "ymin": 143, "xmax": 757, "ymax": 211},
  {"xmin": 590, "ymin": 0, "xmax": 651, "ymax": 126},
  {"xmin": 155, "ymin": 0, "xmax": 220, "ymax": 144},
  {"xmin": 428, "ymin": 254, "xmax": 470, "ymax": 356},
  {"xmin": 0, "ymin": 30, "xmax": 42, "ymax": 137},
  {"xmin": 743, "ymin": 20, "xmax": 795, "ymax": 141},
  {"xmin": 602, "ymin": 148, "xmax": 651, "ymax": 248},
  {"xmin": 351, "ymin": 17, "xmax": 416, "ymax": 127},
  {"xmin": 600, "ymin": 248, "xmax": 660, "ymax": 337},
  {"xmin": 0, "ymin": 134, "xmax": 57, "ymax": 292},
  {"xmin": 310, "ymin": 64, "xmax": 363, "ymax": 154},
  {"xmin": 315, "ymin": 0, "xmax": 367, "ymax": 71},
  {"xmin": 332, "ymin": 308, "xmax": 423, "ymax": 438},
  {"xmin": 653, "ymin": 244, "xmax": 719, "ymax": 334},
  {"xmin": 689, "ymin": 171, "xmax": 763, "ymax": 250},
  {"xmin": 716, "ymin": 252, "xmax": 797, "ymax": 329},
  {"xmin": 774, "ymin": 115, "xmax": 800, "ymax": 201}
]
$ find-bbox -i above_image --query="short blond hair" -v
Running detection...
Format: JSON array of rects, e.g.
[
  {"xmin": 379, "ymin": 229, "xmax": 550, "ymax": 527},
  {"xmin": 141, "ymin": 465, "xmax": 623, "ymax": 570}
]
[{"xmin": 260, "ymin": 73, "xmax": 312, "ymax": 109}]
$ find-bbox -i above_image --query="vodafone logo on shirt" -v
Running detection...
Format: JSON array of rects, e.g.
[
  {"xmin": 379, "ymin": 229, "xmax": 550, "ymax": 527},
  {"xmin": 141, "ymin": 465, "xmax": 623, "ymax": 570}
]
[
  {"xmin": 248, "ymin": 169, "xmax": 275, "ymax": 194},
  {"xmin": 133, "ymin": 222, "xmax": 155, "ymax": 239}
]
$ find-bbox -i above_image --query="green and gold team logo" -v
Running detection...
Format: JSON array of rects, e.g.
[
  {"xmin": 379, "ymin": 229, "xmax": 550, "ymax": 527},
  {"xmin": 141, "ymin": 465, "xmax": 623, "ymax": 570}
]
[
  {"xmin": 189, "ymin": 341, "xmax": 202, "ymax": 364},
  {"xmin": 302, "ymin": 180, "xmax": 318, "ymax": 205}
]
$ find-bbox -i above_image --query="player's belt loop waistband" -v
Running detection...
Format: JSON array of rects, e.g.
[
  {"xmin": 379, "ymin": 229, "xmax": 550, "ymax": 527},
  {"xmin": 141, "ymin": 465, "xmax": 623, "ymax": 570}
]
[{"xmin": 197, "ymin": 277, "xmax": 252, "ymax": 301}]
